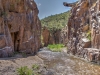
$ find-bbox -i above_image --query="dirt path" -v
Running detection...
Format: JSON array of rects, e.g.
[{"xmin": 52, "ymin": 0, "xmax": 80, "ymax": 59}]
[{"xmin": 0, "ymin": 47, "xmax": 100, "ymax": 75}]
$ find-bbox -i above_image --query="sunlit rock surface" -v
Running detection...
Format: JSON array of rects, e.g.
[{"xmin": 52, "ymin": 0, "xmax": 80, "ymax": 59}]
[
  {"xmin": 42, "ymin": 27, "xmax": 62, "ymax": 46},
  {"xmin": 0, "ymin": 0, "xmax": 41, "ymax": 57},
  {"xmin": 64, "ymin": 0, "xmax": 100, "ymax": 63}
]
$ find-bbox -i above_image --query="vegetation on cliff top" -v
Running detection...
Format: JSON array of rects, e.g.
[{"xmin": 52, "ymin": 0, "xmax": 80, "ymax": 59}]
[{"xmin": 41, "ymin": 11, "xmax": 70, "ymax": 32}]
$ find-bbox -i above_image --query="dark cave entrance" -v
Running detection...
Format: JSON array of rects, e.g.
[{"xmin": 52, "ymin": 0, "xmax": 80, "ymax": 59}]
[
  {"xmin": 8, "ymin": 24, "xmax": 20, "ymax": 52},
  {"xmin": 10, "ymin": 32, "xmax": 20, "ymax": 52}
]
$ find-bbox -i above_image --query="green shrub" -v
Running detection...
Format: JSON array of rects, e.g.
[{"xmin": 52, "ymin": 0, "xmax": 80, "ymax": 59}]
[
  {"xmin": 47, "ymin": 44, "xmax": 64, "ymax": 52},
  {"xmin": 87, "ymin": 30, "xmax": 91, "ymax": 41},
  {"xmin": 32, "ymin": 64, "xmax": 39, "ymax": 70},
  {"xmin": 17, "ymin": 66, "xmax": 33, "ymax": 75}
]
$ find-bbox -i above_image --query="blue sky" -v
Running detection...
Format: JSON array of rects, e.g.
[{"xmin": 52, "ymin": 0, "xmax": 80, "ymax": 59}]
[{"xmin": 34, "ymin": 0, "xmax": 77, "ymax": 19}]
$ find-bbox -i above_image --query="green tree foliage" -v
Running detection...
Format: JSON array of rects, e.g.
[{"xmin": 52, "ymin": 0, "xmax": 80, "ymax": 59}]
[{"xmin": 41, "ymin": 11, "xmax": 70, "ymax": 32}]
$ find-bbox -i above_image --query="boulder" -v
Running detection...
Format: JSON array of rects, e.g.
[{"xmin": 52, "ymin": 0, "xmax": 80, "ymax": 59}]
[{"xmin": 82, "ymin": 38, "xmax": 91, "ymax": 48}]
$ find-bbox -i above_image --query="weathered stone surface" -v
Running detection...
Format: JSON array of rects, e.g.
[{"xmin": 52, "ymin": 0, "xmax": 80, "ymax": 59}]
[
  {"xmin": 53, "ymin": 30, "xmax": 61, "ymax": 44},
  {"xmin": 82, "ymin": 24, "xmax": 89, "ymax": 32},
  {"xmin": 64, "ymin": 0, "xmax": 100, "ymax": 63},
  {"xmin": 42, "ymin": 27, "xmax": 62, "ymax": 46},
  {"xmin": 0, "ymin": 0, "xmax": 41, "ymax": 57},
  {"xmin": 42, "ymin": 27, "xmax": 50, "ymax": 46},
  {"xmin": 49, "ymin": 35, "xmax": 55, "ymax": 45},
  {"xmin": 0, "ymin": 35, "xmax": 6, "ymax": 49},
  {"xmin": 83, "ymin": 48, "xmax": 100, "ymax": 62},
  {"xmin": 63, "ymin": 2, "xmax": 77, "ymax": 7},
  {"xmin": 82, "ymin": 38, "xmax": 91, "ymax": 48},
  {"xmin": 61, "ymin": 25, "xmax": 68, "ymax": 45}
]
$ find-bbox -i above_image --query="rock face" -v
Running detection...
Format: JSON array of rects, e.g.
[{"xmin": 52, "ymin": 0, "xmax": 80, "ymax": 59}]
[
  {"xmin": 60, "ymin": 25, "xmax": 68, "ymax": 46},
  {"xmin": 0, "ymin": 0, "xmax": 41, "ymax": 57},
  {"xmin": 42, "ymin": 27, "xmax": 51, "ymax": 46},
  {"xmin": 42, "ymin": 27, "xmax": 63, "ymax": 46},
  {"xmin": 64, "ymin": 0, "xmax": 100, "ymax": 62}
]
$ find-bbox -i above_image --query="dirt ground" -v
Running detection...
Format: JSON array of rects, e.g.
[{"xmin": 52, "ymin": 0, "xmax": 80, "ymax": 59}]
[
  {"xmin": 0, "ymin": 54, "xmax": 44, "ymax": 75},
  {"xmin": 1, "ymin": 47, "xmax": 100, "ymax": 75}
]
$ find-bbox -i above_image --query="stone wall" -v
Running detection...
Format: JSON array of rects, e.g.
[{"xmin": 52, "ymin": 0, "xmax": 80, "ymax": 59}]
[{"xmin": 0, "ymin": 0, "xmax": 41, "ymax": 57}]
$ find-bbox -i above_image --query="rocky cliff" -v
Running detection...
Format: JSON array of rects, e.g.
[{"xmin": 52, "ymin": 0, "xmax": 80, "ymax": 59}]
[
  {"xmin": 0, "ymin": 0, "xmax": 41, "ymax": 57},
  {"xmin": 64, "ymin": 0, "xmax": 100, "ymax": 63},
  {"xmin": 42, "ymin": 27, "xmax": 61, "ymax": 46},
  {"xmin": 42, "ymin": 26, "xmax": 68, "ymax": 47}
]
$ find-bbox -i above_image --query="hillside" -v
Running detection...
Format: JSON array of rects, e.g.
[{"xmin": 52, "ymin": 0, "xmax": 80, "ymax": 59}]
[{"xmin": 41, "ymin": 11, "xmax": 70, "ymax": 32}]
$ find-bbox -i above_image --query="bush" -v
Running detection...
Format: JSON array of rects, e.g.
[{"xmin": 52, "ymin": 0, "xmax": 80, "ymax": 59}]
[
  {"xmin": 32, "ymin": 64, "xmax": 39, "ymax": 70},
  {"xmin": 87, "ymin": 30, "xmax": 91, "ymax": 41},
  {"xmin": 47, "ymin": 44, "xmax": 64, "ymax": 52},
  {"xmin": 17, "ymin": 65, "xmax": 41, "ymax": 75},
  {"xmin": 17, "ymin": 66, "xmax": 33, "ymax": 75}
]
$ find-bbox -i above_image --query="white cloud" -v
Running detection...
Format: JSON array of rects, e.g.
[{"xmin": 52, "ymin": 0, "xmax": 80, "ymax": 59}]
[{"xmin": 37, "ymin": 3, "xmax": 41, "ymax": 6}]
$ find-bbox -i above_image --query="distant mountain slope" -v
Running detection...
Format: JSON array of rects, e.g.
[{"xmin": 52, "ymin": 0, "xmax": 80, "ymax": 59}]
[{"xmin": 41, "ymin": 11, "xmax": 70, "ymax": 32}]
